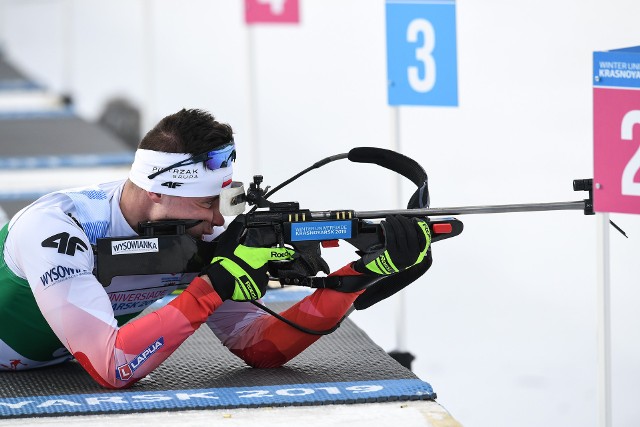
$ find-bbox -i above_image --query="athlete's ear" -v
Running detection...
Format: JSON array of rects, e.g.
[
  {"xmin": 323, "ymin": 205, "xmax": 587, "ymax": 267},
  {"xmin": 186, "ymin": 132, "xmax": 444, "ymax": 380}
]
[{"xmin": 147, "ymin": 192, "xmax": 163, "ymax": 203}]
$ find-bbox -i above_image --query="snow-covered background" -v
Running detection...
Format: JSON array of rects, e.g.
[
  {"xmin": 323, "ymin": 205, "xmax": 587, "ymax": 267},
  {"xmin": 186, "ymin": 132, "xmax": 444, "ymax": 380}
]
[{"xmin": 1, "ymin": 1, "xmax": 639, "ymax": 426}]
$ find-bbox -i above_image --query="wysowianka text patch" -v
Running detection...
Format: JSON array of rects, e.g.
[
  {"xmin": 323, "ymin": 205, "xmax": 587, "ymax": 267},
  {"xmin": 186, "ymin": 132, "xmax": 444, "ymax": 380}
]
[{"xmin": 111, "ymin": 238, "xmax": 159, "ymax": 255}]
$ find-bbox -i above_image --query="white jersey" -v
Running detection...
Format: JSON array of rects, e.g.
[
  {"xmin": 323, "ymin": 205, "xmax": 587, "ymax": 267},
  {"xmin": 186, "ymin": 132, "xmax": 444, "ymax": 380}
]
[
  {"xmin": 0, "ymin": 180, "xmax": 360, "ymax": 388},
  {"xmin": 0, "ymin": 180, "xmax": 234, "ymax": 383}
]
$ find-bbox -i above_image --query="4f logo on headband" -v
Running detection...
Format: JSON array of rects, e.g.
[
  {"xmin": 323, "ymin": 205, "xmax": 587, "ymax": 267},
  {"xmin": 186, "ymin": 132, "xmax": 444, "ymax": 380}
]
[{"xmin": 161, "ymin": 182, "xmax": 183, "ymax": 189}]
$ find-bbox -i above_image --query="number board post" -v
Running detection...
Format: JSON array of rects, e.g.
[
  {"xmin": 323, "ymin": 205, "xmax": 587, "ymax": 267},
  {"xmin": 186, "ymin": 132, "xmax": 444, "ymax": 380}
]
[
  {"xmin": 243, "ymin": 0, "xmax": 300, "ymax": 173},
  {"xmin": 385, "ymin": 0, "xmax": 458, "ymax": 106},
  {"xmin": 593, "ymin": 46, "xmax": 640, "ymax": 214},
  {"xmin": 592, "ymin": 45, "xmax": 640, "ymax": 427}
]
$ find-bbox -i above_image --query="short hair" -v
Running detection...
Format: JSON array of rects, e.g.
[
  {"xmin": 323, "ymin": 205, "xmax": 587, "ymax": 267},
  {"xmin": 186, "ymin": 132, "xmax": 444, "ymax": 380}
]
[{"xmin": 138, "ymin": 108, "xmax": 233, "ymax": 155}]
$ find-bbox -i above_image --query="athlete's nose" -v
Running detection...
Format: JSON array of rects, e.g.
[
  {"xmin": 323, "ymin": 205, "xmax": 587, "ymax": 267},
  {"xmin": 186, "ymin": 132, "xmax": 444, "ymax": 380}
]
[
  {"xmin": 211, "ymin": 209, "xmax": 224, "ymax": 227},
  {"xmin": 211, "ymin": 199, "xmax": 224, "ymax": 227}
]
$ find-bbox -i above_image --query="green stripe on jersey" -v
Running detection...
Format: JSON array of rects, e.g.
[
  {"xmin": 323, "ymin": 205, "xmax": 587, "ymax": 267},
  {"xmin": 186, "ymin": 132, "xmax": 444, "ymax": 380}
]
[{"xmin": 0, "ymin": 224, "xmax": 66, "ymax": 362}]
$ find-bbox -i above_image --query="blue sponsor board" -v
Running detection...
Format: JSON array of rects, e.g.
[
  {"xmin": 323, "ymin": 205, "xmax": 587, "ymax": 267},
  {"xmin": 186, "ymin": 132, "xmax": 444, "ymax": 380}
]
[
  {"xmin": 0, "ymin": 79, "xmax": 42, "ymax": 91},
  {"xmin": 594, "ymin": 46, "xmax": 640, "ymax": 88},
  {"xmin": 386, "ymin": 0, "xmax": 458, "ymax": 106},
  {"xmin": 0, "ymin": 152, "xmax": 135, "ymax": 169},
  {"xmin": 290, "ymin": 220, "xmax": 353, "ymax": 241},
  {"xmin": 0, "ymin": 379, "xmax": 435, "ymax": 417}
]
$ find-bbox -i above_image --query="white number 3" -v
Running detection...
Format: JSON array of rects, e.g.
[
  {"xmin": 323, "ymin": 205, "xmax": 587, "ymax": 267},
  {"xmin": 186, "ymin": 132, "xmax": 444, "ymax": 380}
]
[
  {"xmin": 407, "ymin": 19, "xmax": 436, "ymax": 93},
  {"xmin": 621, "ymin": 110, "xmax": 640, "ymax": 196}
]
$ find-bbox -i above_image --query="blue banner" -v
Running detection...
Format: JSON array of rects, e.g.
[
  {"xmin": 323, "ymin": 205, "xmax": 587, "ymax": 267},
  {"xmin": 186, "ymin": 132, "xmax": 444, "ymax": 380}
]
[
  {"xmin": 594, "ymin": 46, "xmax": 640, "ymax": 88},
  {"xmin": 0, "ymin": 379, "xmax": 435, "ymax": 417}
]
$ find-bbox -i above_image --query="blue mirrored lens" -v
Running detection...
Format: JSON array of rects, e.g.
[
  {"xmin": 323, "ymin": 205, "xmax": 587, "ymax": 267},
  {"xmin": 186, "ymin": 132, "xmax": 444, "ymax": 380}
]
[{"xmin": 204, "ymin": 144, "xmax": 236, "ymax": 170}]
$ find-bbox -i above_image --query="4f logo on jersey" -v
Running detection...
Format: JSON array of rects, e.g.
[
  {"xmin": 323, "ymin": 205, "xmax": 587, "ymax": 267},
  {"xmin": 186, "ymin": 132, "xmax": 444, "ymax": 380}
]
[
  {"xmin": 161, "ymin": 182, "xmax": 183, "ymax": 189},
  {"xmin": 41, "ymin": 232, "xmax": 88, "ymax": 256}
]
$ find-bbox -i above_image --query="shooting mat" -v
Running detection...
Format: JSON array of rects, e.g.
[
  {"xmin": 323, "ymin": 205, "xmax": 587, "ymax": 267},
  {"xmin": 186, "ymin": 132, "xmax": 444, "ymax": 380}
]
[{"xmin": 0, "ymin": 290, "xmax": 435, "ymax": 419}]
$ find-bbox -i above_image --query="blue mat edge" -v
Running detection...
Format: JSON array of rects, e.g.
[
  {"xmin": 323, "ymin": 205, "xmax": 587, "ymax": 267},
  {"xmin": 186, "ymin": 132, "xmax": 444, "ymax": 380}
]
[{"xmin": 0, "ymin": 378, "xmax": 435, "ymax": 418}]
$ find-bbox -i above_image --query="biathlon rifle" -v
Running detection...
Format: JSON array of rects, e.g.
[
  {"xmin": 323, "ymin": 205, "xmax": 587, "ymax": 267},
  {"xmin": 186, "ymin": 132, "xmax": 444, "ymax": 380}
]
[
  {"xmin": 218, "ymin": 147, "xmax": 603, "ymax": 292},
  {"xmin": 94, "ymin": 147, "xmax": 611, "ymax": 336}
]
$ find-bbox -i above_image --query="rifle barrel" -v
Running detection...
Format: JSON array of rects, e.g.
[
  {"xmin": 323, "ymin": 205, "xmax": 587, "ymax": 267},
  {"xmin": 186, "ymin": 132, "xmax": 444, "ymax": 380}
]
[{"xmin": 353, "ymin": 200, "xmax": 586, "ymax": 219}]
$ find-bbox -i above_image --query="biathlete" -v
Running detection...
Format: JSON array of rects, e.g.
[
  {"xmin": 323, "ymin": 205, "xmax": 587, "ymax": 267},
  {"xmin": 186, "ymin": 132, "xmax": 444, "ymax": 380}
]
[{"xmin": 0, "ymin": 108, "xmax": 431, "ymax": 388}]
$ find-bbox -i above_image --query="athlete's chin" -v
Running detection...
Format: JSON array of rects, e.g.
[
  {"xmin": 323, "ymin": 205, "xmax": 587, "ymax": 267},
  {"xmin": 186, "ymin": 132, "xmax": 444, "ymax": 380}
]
[{"xmin": 187, "ymin": 228, "xmax": 209, "ymax": 240}]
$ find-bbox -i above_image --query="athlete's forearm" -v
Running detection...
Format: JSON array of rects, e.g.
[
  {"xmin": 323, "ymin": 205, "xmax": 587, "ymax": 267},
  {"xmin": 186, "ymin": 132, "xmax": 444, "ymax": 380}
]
[
  {"xmin": 215, "ymin": 264, "xmax": 364, "ymax": 368},
  {"xmin": 59, "ymin": 277, "xmax": 222, "ymax": 388}
]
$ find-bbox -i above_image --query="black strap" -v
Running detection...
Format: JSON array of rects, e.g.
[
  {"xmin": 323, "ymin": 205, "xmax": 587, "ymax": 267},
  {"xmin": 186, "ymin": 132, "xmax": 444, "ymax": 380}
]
[
  {"xmin": 348, "ymin": 147, "xmax": 430, "ymax": 208},
  {"xmin": 353, "ymin": 251, "xmax": 433, "ymax": 310},
  {"xmin": 349, "ymin": 147, "xmax": 433, "ymax": 310},
  {"xmin": 250, "ymin": 300, "xmax": 346, "ymax": 336},
  {"xmin": 278, "ymin": 275, "xmax": 384, "ymax": 294}
]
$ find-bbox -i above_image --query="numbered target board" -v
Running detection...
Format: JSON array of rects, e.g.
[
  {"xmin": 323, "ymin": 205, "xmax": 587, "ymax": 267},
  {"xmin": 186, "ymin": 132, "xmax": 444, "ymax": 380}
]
[
  {"xmin": 594, "ymin": 46, "xmax": 640, "ymax": 214},
  {"xmin": 386, "ymin": 0, "xmax": 458, "ymax": 106}
]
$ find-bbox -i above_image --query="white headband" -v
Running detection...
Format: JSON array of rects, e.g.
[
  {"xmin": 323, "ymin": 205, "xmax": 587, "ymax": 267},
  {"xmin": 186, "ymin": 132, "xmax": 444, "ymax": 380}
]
[{"xmin": 129, "ymin": 149, "xmax": 233, "ymax": 197}]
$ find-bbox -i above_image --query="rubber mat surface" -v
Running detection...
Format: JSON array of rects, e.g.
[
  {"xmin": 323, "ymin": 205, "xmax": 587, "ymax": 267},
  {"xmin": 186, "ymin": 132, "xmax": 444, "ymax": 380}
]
[{"xmin": 0, "ymin": 298, "xmax": 436, "ymax": 418}]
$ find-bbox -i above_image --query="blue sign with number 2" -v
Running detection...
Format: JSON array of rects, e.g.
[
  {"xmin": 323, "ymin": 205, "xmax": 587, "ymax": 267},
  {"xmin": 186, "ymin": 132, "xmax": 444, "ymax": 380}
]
[{"xmin": 386, "ymin": 0, "xmax": 458, "ymax": 106}]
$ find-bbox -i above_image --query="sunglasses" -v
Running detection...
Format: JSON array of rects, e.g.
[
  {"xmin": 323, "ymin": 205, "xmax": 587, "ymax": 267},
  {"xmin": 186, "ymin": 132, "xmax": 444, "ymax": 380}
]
[{"xmin": 147, "ymin": 142, "xmax": 236, "ymax": 180}]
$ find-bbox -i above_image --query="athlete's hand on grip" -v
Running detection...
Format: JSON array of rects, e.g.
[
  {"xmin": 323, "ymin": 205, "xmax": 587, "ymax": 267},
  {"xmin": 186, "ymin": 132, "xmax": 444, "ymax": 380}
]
[
  {"xmin": 201, "ymin": 215, "xmax": 295, "ymax": 301},
  {"xmin": 353, "ymin": 215, "xmax": 431, "ymax": 276}
]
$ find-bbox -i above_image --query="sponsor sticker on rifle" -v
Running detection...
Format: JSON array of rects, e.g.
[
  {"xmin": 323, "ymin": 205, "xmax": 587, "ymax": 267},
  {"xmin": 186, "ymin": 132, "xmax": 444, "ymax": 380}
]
[
  {"xmin": 290, "ymin": 221, "xmax": 352, "ymax": 241},
  {"xmin": 111, "ymin": 238, "xmax": 159, "ymax": 255}
]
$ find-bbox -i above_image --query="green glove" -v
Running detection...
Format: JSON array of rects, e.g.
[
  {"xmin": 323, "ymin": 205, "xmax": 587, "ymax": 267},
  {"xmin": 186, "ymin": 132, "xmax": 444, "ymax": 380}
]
[
  {"xmin": 354, "ymin": 215, "xmax": 431, "ymax": 275},
  {"xmin": 201, "ymin": 215, "xmax": 295, "ymax": 301}
]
